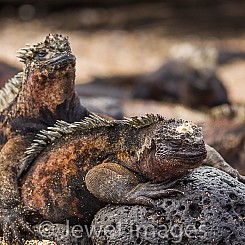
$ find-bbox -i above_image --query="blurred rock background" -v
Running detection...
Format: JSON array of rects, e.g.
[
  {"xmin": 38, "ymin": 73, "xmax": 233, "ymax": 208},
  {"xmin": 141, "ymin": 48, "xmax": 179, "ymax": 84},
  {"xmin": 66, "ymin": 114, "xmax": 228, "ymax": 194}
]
[
  {"xmin": 0, "ymin": 0, "xmax": 244, "ymax": 99},
  {"xmin": 0, "ymin": 2, "xmax": 244, "ymax": 244},
  {"xmin": 0, "ymin": 0, "xmax": 244, "ymax": 173}
]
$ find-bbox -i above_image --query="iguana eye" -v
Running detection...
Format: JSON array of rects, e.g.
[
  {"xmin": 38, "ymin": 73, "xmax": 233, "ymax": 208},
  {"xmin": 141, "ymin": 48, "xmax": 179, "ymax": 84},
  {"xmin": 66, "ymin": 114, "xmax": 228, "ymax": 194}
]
[
  {"xmin": 36, "ymin": 50, "xmax": 48, "ymax": 59},
  {"xmin": 169, "ymin": 140, "xmax": 181, "ymax": 148}
]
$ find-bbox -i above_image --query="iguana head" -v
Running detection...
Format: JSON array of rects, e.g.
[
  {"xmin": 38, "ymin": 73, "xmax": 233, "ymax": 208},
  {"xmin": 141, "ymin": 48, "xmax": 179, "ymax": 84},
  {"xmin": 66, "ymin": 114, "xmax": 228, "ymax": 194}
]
[
  {"xmin": 17, "ymin": 34, "xmax": 74, "ymax": 68},
  {"xmin": 17, "ymin": 34, "xmax": 76, "ymax": 114},
  {"xmin": 139, "ymin": 117, "xmax": 207, "ymax": 182}
]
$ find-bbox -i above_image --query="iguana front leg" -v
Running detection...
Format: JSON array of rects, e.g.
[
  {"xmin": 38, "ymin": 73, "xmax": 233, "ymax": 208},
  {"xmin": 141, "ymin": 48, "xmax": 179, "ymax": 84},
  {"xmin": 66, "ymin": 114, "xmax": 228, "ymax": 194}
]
[
  {"xmin": 85, "ymin": 162, "xmax": 183, "ymax": 207},
  {"xmin": 203, "ymin": 144, "xmax": 245, "ymax": 183},
  {"xmin": 0, "ymin": 136, "xmax": 35, "ymax": 244}
]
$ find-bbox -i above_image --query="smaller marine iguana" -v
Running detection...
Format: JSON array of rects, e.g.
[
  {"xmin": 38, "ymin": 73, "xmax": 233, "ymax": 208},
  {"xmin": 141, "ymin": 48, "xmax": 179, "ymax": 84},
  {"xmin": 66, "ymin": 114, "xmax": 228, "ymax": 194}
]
[
  {"xmin": 204, "ymin": 103, "xmax": 245, "ymax": 175},
  {"xmin": 75, "ymin": 60, "xmax": 229, "ymax": 108},
  {"xmin": 20, "ymin": 114, "xmax": 245, "ymax": 228},
  {"xmin": 0, "ymin": 34, "xmax": 89, "ymax": 244}
]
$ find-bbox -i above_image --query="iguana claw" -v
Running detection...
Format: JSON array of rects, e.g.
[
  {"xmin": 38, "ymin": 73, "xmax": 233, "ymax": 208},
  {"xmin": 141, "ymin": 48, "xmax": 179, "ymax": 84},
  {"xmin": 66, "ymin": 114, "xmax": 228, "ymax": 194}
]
[
  {"xmin": 0, "ymin": 205, "xmax": 36, "ymax": 245},
  {"xmin": 125, "ymin": 180, "xmax": 183, "ymax": 207}
]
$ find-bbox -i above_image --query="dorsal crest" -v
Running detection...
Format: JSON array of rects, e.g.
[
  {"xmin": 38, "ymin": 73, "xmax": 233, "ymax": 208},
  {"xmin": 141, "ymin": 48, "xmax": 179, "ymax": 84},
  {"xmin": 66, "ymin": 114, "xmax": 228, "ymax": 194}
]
[
  {"xmin": 0, "ymin": 72, "xmax": 23, "ymax": 112},
  {"xmin": 21, "ymin": 113, "xmax": 114, "ymax": 171},
  {"xmin": 123, "ymin": 114, "xmax": 164, "ymax": 129},
  {"xmin": 21, "ymin": 113, "xmax": 164, "ymax": 173}
]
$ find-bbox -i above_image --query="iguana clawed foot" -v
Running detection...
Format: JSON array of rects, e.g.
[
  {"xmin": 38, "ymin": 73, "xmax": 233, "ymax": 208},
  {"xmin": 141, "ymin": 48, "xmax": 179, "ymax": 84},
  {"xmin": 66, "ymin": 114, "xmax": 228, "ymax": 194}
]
[
  {"xmin": 238, "ymin": 174, "xmax": 245, "ymax": 184},
  {"xmin": 0, "ymin": 205, "xmax": 37, "ymax": 245},
  {"xmin": 124, "ymin": 180, "xmax": 184, "ymax": 207},
  {"xmin": 86, "ymin": 162, "xmax": 183, "ymax": 207},
  {"xmin": 226, "ymin": 168, "xmax": 245, "ymax": 184}
]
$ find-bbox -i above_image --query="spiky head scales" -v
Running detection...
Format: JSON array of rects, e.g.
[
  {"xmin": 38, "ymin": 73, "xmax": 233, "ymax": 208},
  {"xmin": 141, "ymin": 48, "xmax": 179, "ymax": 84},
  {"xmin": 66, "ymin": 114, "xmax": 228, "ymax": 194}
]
[
  {"xmin": 0, "ymin": 72, "xmax": 23, "ymax": 112},
  {"xmin": 154, "ymin": 118, "xmax": 204, "ymax": 144},
  {"xmin": 17, "ymin": 34, "xmax": 72, "ymax": 65}
]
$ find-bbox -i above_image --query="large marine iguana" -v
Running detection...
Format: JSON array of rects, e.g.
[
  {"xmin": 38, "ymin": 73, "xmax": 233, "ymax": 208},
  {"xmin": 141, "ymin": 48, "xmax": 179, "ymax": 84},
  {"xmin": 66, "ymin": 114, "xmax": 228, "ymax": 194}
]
[
  {"xmin": 0, "ymin": 34, "xmax": 89, "ymax": 244},
  {"xmin": 20, "ymin": 114, "xmax": 245, "ymax": 229}
]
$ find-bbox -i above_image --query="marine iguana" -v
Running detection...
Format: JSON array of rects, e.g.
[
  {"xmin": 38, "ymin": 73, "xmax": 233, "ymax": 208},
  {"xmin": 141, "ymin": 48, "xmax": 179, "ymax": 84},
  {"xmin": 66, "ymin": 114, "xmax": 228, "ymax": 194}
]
[
  {"xmin": 203, "ymin": 103, "xmax": 245, "ymax": 175},
  {"xmin": 0, "ymin": 34, "xmax": 89, "ymax": 244},
  {"xmin": 20, "ymin": 114, "xmax": 245, "ymax": 228},
  {"xmin": 75, "ymin": 59, "xmax": 229, "ymax": 108}
]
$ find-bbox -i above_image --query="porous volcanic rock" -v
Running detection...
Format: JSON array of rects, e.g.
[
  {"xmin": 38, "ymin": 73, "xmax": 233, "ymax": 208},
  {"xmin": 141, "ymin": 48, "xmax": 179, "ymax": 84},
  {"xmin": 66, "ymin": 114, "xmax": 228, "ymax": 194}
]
[
  {"xmin": 33, "ymin": 223, "xmax": 91, "ymax": 245},
  {"xmin": 91, "ymin": 166, "xmax": 245, "ymax": 245},
  {"xmin": 24, "ymin": 240, "xmax": 57, "ymax": 245}
]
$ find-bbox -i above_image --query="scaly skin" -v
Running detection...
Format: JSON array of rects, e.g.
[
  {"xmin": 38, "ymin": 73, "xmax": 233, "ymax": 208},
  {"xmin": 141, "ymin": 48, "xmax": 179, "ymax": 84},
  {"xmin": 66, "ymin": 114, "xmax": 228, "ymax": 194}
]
[
  {"xmin": 203, "ymin": 103, "xmax": 245, "ymax": 175},
  {"xmin": 0, "ymin": 34, "xmax": 89, "ymax": 244},
  {"xmin": 20, "ymin": 114, "xmax": 245, "ymax": 227}
]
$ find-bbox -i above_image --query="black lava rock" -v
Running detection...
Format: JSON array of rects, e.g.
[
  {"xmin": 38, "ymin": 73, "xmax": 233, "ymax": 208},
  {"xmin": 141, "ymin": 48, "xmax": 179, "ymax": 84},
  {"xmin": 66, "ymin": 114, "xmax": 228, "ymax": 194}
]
[
  {"xmin": 33, "ymin": 222, "xmax": 91, "ymax": 245},
  {"xmin": 91, "ymin": 166, "xmax": 245, "ymax": 245}
]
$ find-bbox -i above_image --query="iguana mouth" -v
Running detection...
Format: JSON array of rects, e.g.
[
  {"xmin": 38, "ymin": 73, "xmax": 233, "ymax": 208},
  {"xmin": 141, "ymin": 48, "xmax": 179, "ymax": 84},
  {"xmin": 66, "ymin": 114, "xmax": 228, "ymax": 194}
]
[
  {"xmin": 43, "ymin": 54, "xmax": 76, "ymax": 69},
  {"xmin": 175, "ymin": 151, "xmax": 207, "ymax": 163}
]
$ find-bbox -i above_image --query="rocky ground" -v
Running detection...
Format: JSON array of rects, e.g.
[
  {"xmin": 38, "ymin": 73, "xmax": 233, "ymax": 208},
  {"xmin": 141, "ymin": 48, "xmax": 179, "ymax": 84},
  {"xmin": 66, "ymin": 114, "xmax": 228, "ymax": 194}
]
[{"xmin": 91, "ymin": 167, "xmax": 245, "ymax": 244}]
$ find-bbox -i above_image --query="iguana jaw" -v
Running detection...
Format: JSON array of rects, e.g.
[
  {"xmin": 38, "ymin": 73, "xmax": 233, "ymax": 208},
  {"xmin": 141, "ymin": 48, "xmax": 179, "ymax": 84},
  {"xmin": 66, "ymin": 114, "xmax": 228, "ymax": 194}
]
[
  {"xmin": 16, "ymin": 60, "xmax": 76, "ymax": 117},
  {"xmin": 30, "ymin": 63, "xmax": 75, "ymax": 108},
  {"xmin": 172, "ymin": 149, "xmax": 207, "ymax": 163}
]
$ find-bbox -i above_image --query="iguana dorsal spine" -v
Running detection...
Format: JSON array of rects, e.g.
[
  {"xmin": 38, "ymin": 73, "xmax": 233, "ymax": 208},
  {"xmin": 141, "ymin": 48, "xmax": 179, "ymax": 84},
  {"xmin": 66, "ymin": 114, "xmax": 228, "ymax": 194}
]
[
  {"xmin": 0, "ymin": 72, "xmax": 23, "ymax": 112},
  {"xmin": 22, "ymin": 113, "xmax": 166, "ymax": 170}
]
